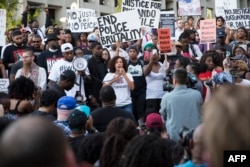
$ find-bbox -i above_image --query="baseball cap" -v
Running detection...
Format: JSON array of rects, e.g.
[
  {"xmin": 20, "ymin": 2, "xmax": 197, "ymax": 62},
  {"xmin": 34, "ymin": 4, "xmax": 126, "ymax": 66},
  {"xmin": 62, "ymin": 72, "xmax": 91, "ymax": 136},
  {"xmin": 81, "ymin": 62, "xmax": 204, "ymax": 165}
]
[
  {"xmin": 60, "ymin": 70, "xmax": 79, "ymax": 85},
  {"xmin": 236, "ymin": 44, "xmax": 247, "ymax": 52},
  {"xmin": 61, "ymin": 43, "xmax": 73, "ymax": 53},
  {"xmin": 87, "ymin": 33, "xmax": 98, "ymax": 42},
  {"xmin": 68, "ymin": 109, "xmax": 88, "ymax": 130},
  {"xmin": 75, "ymin": 105, "xmax": 90, "ymax": 118},
  {"xmin": 57, "ymin": 96, "xmax": 77, "ymax": 110},
  {"xmin": 217, "ymin": 31, "xmax": 226, "ymax": 38},
  {"xmin": 146, "ymin": 113, "xmax": 163, "ymax": 129}
]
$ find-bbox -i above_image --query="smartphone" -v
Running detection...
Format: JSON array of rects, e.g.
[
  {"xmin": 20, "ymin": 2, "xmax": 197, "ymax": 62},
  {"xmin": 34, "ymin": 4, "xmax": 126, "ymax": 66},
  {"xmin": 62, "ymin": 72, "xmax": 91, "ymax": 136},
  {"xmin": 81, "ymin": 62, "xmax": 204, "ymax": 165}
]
[{"xmin": 144, "ymin": 51, "xmax": 150, "ymax": 59}]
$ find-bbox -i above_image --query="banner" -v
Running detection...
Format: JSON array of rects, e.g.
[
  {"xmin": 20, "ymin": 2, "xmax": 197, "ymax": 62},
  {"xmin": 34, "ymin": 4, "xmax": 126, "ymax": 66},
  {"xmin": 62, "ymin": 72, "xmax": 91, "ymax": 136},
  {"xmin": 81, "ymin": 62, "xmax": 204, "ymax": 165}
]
[
  {"xmin": 0, "ymin": 79, "xmax": 9, "ymax": 92},
  {"xmin": 66, "ymin": 8, "xmax": 98, "ymax": 32},
  {"xmin": 97, "ymin": 10, "xmax": 142, "ymax": 46},
  {"xmin": 200, "ymin": 19, "xmax": 216, "ymax": 44},
  {"xmin": 224, "ymin": 8, "xmax": 250, "ymax": 29},
  {"xmin": 160, "ymin": 11, "xmax": 175, "ymax": 40},
  {"xmin": 178, "ymin": 0, "xmax": 201, "ymax": 16},
  {"xmin": 158, "ymin": 28, "xmax": 171, "ymax": 53},
  {"xmin": 0, "ymin": 9, "xmax": 6, "ymax": 47},
  {"xmin": 215, "ymin": 0, "xmax": 237, "ymax": 18},
  {"xmin": 122, "ymin": 0, "xmax": 161, "ymax": 28}
]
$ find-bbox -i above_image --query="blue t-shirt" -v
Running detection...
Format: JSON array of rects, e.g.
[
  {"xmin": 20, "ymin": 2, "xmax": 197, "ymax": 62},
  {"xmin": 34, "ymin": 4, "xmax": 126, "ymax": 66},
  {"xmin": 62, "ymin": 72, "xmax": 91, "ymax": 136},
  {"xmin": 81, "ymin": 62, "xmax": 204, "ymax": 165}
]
[{"xmin": 175, "ymin": 160, "xmax": 206, "ymax": 167}]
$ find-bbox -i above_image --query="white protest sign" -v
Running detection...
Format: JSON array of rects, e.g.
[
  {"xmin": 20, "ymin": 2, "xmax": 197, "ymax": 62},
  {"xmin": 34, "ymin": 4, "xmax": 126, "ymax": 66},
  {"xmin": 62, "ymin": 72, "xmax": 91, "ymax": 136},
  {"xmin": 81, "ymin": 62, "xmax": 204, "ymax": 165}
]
[
  {"xmin": 215, "ymin": 0, "xmax": 237, "ymax": 18},
  {"xmin": 66, "ymin": 8, "xmax": 98, "ymax": 32},
  {"xmin": 0, "ymin": 9, "xmax": 6, "ymax": 46},
  {"xmin": 97, "ymin": 10, "xmax": 142, "ymax": 46},
  {"xmin": 122, "ymin": 0, "xmax": 161, "ymax": 28},
  {"xmin": 0, "ymin": 79, "xmax": 9, "ymax": 92},
  {"xmin": 178, "ymin": 0, "xmax": 201, "ymax": 16},
  {"xmin": 224, "ymin": 8, "xmax": 250, "ymax": 29}
]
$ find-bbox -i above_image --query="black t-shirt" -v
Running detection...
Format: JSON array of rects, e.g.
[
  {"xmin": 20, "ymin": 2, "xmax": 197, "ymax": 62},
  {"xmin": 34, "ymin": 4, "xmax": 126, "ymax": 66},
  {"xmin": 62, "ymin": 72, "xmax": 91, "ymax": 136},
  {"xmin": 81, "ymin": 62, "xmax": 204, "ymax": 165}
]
[
  {"xmin": 91, "ymin": 107, "xmax": 136, "ymax": 132},
  {"xmin": 128, "ymin": 60, "xmax": 147, "ymax": 96},
  {"xmin": 68, "ymin": 135, "xmax": 85, "ymax": 157},
  {"xmin": 50, "ymin": 83, "xmax": 66, "ymax": 98},
  {"xmin": 2, "ymin": 44, "xmax": 28, "ymax": 70},
  {"xmin": 30, "ymin": 110, "xmax": 56, "ymax": 121},
  {"xmin": 82, "ymin": 48, "xmax": 92, "ymax": 61}
]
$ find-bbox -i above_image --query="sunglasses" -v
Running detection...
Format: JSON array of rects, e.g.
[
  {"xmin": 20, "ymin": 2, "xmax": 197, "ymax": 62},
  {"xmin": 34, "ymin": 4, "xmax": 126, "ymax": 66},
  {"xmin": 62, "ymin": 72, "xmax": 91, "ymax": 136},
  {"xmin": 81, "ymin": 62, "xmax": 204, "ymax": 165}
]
[{"xmin": 88, "ymin": 40, "xmax": 95, "ymax": 43}]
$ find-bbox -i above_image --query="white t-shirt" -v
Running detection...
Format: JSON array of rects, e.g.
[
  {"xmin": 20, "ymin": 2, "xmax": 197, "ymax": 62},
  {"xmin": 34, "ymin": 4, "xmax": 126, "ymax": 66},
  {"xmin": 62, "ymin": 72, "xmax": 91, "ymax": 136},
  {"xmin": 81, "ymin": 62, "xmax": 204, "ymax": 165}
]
[
  {"xmin": 103, "ymin": 72, "xmax": 134, "ymax": 107},
  {"xmin": 48, "ymin": 59, "xmax": 89, "ymax": 99},
  {"xmin": 145, "ymin": 62, "xmax": 166, "ymax": 99},
  {"xmin": 15, "ymin": 67, "xmax": 47, "ymax": 90},
  {"xmin": 236, "ymin": 79, "xmax": 250, "ymax": 86}
]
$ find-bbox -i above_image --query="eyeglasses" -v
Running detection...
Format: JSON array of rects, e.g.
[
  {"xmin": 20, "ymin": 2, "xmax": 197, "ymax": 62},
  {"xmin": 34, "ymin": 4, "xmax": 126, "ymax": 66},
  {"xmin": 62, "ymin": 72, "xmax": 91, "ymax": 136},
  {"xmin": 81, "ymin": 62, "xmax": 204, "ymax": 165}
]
[{"xmin": 88, "ymin": 40, "xmax": 95, "ymax": 43}]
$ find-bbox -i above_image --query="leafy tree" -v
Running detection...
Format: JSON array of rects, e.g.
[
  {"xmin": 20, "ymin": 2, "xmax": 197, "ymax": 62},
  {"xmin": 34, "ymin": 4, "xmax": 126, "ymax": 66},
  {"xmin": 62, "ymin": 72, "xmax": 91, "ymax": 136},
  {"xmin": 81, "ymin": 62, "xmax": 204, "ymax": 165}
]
[
  {"xmin": 115, "ymin": 0, "xmax": 122, "ymax": 12},
  {"xmin": 0, "ymin": 0, "xmax": 20, "ymax": 29}
]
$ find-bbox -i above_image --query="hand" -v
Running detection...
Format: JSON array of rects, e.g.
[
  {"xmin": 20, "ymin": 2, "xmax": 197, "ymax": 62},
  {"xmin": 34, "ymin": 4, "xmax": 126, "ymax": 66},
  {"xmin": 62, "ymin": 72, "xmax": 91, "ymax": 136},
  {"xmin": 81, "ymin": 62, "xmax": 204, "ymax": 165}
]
[
  {"xmin": 78, "ymin": 70, "xmax": 86, "ymax": 76},
  {"xmin": 115, "ymin": 41, "xmax": 121, "ymax": 49},
  {"xmin": 118, "ymin": 68, "xmax": 126, "ymax": 76},
  {"xmin": 225, "ymin": 27, "xmax": 230, "ymax": 35},
  {"xmin": 44, "ymin": 7, "xmax": 49, "ymax": 13},
  {"xmin": 191, "ymin": 56, "xmax": 198, "ymax": 62},
  {"xmin": 112, "ymin": 74, "xmax": 122, "ymax": 83}
]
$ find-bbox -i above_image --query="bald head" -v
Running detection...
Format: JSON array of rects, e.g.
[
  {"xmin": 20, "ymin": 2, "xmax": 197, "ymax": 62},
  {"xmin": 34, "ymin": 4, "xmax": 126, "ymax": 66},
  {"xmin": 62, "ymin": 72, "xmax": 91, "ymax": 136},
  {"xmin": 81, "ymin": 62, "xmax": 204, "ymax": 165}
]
[{"xmin": 0, "ymin": 117, "xmax": 73, "ymax": 167}]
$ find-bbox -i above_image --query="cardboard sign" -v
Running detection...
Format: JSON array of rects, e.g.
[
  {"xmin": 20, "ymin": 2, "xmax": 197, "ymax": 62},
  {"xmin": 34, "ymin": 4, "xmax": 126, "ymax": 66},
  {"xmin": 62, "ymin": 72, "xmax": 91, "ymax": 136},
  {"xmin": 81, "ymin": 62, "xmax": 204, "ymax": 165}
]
[
  {"xmin": 178, "ymin": 0, "xmax": 201, "ymax": 16},
  {"xmin": 0, "ymin": 79, "xmax": 9, "ymax": 92},
  {"xmin": 215, "ymin": 0, "xmax": 237, "ymax": 18},
  {"xmin": 97, "ymin": 10, "xmax": 142, "ymax": 46},
  {"xmin": 200, "ymin": 19, "xmax": 216, "ymax": 44},
  {"xmin": 66, "ymin": 8, "xmax": 98, "ymax": 32},
  {"xmin": 160, "ymin": 11, "xmax": 175, "ymax": 40},
  {"xmin": 0, "ymin": 9, "xmax": 6, "ymax": 47},
  {"xmin": 122, "ymin": 0, "xmax": 161, "ymax": 28},
  {"xmin": 158, "ymin": 28, "xmax": 171, "ymax": 53},
  {"xmin": 224, "ymin": 8, "xmax": 250, "ymax": 29}
]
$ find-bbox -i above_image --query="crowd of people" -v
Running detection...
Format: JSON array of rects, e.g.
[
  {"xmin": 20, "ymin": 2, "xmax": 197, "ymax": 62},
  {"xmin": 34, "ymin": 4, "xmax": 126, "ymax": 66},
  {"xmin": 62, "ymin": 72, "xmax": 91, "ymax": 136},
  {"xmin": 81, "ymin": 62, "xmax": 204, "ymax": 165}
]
[{"xmin": 0, "ymin": 7, "xmax": 250, "ymax": 167}]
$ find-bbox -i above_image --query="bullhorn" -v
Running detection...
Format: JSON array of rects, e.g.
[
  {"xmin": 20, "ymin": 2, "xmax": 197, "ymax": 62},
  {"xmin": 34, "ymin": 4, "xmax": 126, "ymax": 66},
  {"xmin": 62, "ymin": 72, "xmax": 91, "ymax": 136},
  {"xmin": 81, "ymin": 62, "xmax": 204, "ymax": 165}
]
[{"xmin": 72, "ymin": 57, "xmax": 88, "ymax": 71}]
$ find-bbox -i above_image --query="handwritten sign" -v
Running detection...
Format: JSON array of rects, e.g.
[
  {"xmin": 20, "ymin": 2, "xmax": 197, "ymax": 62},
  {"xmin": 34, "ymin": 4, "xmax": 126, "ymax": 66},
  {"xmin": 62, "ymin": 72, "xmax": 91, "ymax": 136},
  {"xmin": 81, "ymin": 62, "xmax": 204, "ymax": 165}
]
[
  {"xmin": 215, "ymin": 0, "xmax": 237, "ymax": 18},
  {"xmin": 66, "ymin": 8, "xmax": 98, "ymax": 32},
  {"xmin": 0, "ymin": 79, "xmax": 9, "ymax": 92},
  {"xmin": 200, "ymin": 19, "xmax": 216, "ymax": 44},
  {"xmin": 178, "ymin": 0, "xmax": 201, "ymax": 16},
  {"xmin": 160, "ymin": 11, "xmax": 175, "ymax": 40},
  {"xmin": 122, "ymin": 0, "xmax": 161, "ymax": 28},
  {"xmin": 224, "ymin": 8, "xmax": 250, "ymax": 29},
  {"xmin": 97, "ymin": 10, "xmax": 142, "ymax": 46},
  {"xmin": 0, "ymin": 9, "xmax": 6, "ymax": 46},
  {"xmin": 158, "ymin": 28, "xmax": 171, "ymax": 53}
]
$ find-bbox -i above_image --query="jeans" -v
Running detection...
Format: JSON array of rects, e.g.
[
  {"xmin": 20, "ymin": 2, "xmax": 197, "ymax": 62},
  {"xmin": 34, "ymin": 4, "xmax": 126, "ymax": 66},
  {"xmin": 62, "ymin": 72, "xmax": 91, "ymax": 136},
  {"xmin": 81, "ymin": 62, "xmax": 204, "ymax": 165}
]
[{"xmin": 118, "ymin": 103, "xmax": 133, "ymax": 113}]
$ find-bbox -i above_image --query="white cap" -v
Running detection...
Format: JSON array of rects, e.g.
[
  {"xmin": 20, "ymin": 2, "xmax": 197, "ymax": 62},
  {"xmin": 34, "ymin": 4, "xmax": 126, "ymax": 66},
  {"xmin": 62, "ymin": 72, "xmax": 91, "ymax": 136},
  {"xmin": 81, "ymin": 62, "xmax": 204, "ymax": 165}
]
[{"xmin": 61, "ymin": 43, "xmax": 73, "ymax": 53}]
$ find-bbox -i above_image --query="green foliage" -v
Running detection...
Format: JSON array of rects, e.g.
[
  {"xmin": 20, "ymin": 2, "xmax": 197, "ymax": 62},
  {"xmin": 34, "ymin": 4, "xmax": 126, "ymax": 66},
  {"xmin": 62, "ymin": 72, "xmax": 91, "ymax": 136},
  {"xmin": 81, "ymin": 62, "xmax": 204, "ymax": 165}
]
[
  {"xmin": 0, "ymin": 0, "xmax": 21, "ymax": 29},
  {"xmin": 115, "ymin": 0, "xmax": 122, "ymax": 13}
]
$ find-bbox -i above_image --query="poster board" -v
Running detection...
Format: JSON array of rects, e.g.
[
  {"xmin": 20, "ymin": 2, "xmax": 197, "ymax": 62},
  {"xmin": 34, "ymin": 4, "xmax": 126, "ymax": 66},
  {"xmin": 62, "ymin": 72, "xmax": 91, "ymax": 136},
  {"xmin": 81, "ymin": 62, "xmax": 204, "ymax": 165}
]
[
  {"xmin": 0, "ymin": 9, "xmax": 6, "ymax": 47},
  {"xmin": 158, "ymin": 28, "xmax": 171, "ymax": 53},
  {"xmin": 67, "ymin": 8, "xmax": 98, "ymax": 32},
  {"xmin": 200, "ymin": 19, "xmax": 216, "ymax": 44}
]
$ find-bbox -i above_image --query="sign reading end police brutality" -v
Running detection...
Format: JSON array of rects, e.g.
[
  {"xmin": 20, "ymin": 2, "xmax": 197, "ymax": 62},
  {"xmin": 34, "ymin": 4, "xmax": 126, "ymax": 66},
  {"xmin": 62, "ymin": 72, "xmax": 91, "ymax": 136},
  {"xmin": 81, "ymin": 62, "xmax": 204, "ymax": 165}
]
[
  {"xmin": 97, "ymin": 10, "xmax": 142, "ymax": 46},
  {"xmin": 225, "ymin": 8, "xmax": 250, "ymax": 29},
  {"xmin": 67, "ymin": 8, "xmax": 98, "ymax": 32},
  {"xmin": 122, "ymin": 0, "xmax": 161, "ymax": 28}
]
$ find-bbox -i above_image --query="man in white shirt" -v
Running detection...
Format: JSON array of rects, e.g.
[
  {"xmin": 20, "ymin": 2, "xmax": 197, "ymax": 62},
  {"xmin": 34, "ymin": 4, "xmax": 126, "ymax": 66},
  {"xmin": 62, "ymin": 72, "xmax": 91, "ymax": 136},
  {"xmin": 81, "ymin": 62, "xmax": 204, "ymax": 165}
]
[
  {"xmin": 175, "ymin": 19, "xmax": 184, "ymax": 41},
  {"xmin": 49, "ymin": 43, "xmax": 89, "ymax": 100}
]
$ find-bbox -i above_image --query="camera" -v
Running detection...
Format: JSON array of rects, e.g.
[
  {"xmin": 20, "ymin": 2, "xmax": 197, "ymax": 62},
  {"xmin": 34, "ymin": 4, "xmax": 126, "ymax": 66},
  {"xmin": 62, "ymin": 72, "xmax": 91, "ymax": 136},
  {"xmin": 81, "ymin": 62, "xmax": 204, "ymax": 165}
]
[
  {"xmin": 179, "ymin": 126, "xmax": 194, "ymax": 148},
  {"xmin": 163, "ymin": 70, "xmax": 174, "ymax": 92}
]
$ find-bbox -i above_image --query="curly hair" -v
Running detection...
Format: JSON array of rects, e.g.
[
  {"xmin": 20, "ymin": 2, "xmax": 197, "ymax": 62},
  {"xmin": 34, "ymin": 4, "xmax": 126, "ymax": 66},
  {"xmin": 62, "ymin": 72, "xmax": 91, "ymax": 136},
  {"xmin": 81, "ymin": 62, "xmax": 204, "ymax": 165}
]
[
  {"xmin": 8, "ymin": 76, "xmax": 35, "ymax": 100},
  {"xmin": 235, "ymin": 60, "xmax": 249, "ymax": 72},
  {"xmin": 108, "ymin": 56, "xmax": 128, "ymax": 73},
  {"xmin": 118, "ymin": 135, "xmax": 173, "ymax": 167},
  {"xmin": 100, "ymin": 117, "xmax": 137, "ymax": 167}
]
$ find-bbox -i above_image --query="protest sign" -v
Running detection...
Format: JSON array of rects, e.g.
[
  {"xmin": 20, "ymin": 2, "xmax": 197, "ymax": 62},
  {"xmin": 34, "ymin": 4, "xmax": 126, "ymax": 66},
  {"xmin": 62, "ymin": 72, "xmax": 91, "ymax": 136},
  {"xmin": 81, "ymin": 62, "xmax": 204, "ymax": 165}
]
[
  {"xmin": 0, "ymin": 9, "xmax": 6, "ymax": 46},
  {"xmin": 97, "ymin": 10, "xmax": 142, "ymax": 46},
  {"xmin": 66, "ymin": 8, "xmax": 98, "ymax": 32},
  {"xmin": 178, "ymin": 0, "xmax": 201, "ymax": 16},
  {"xmin": 122, "ymin": 0, "xmax": 161, "ymax": 28},
  {"xmin": 158, "ymin": 28, "xmax": 171, "ymax": 53},
  {"xmin": 160, "ymin": 11, "xmax": 175, "ymax": 40},
  {"xmin": 215, "ymin": 0, "xmax": 237, "ymax": 18},
  {"xmin": 200, "ymin": 19, "xmax": 216, "ymax": 44},
  {"xmin": 0, "ymin": 79, "xmax": 9, "ymax": 93},
  {"xmin": 224, "ymin": 8, "xmax": 250, "ymax": 29}
]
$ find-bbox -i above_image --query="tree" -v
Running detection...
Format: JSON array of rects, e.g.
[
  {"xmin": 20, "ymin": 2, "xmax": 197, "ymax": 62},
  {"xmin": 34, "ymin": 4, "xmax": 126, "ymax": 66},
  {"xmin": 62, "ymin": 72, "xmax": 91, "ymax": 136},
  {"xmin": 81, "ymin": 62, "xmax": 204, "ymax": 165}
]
[
  {"xmin": 115, "ymin": 0, "xmax": 122, "ymax": 13},
  {"xmin": 0, "ymin": 0, "xmax": 21, "ymax": 29}
]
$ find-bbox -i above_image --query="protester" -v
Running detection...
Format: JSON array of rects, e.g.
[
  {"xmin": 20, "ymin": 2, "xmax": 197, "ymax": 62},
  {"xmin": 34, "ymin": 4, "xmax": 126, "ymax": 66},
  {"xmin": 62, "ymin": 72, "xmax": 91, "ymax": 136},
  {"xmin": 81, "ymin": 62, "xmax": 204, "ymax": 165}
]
[
  {"xmin": 76, "ymin": 32, "xmax": 88, "ymax": 49},
  {"xmin": 103, "ymin": 56, "xmax": 134, "ymax": 112}
]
